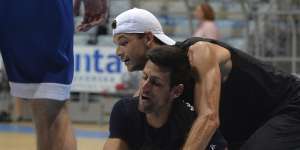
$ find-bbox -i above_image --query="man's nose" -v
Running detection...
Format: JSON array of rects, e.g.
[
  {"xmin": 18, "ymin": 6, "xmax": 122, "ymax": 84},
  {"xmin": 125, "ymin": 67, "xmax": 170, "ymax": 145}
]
[
  {"xmin": 116, "ymin": 47, "xmax": 123, "ymax": 56},
  {"xmin": 141, "ymin": 80, "xmax": 151, "ymax": 92}
]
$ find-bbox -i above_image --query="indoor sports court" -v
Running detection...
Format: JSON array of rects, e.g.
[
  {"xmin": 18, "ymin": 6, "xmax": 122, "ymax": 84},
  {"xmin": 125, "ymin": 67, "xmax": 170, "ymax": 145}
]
[
  {"xmin": 0, "ymin": 122, "xmax": 108, "ymax": 150},
  {"xmin": 0, "ymin": 95, "xmax": 113, "ymax": 150},
  {"xmin": 0, "ymin": 0, "xmax": 300, "ymax": 150}
]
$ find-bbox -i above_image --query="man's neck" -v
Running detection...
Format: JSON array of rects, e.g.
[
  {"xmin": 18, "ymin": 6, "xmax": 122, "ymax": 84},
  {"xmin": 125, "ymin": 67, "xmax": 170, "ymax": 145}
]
[{"xmin": 146, "ymin": 104, "xmax": 172, "ymax": 128}]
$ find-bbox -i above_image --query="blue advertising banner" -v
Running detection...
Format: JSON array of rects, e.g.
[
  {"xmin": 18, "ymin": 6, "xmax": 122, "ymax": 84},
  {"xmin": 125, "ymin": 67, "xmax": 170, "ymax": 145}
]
[{"xmin": 71, "ymin": 46, "xmax": 127, "ymax": 93}]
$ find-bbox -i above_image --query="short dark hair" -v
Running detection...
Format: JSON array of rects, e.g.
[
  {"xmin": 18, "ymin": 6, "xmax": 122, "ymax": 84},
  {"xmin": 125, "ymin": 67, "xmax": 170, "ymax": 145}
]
[{"xmin": 146, "ymin": 46, "xmax": 195, "ymax": 102}]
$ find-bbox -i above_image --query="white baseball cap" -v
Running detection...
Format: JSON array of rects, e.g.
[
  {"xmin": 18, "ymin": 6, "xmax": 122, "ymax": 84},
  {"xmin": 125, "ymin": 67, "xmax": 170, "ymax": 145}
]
[{"xmin": 112, "ymin": 8, "xmax": 176, "ymax": 45}]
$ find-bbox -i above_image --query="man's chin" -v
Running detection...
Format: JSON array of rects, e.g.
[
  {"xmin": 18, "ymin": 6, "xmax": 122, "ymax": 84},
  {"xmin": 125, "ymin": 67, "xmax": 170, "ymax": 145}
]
[
  {"xmin": 138, "ymin": 103, "xmax": 153, "ymax": 114},
  {"xmin": 138, "ymin": 104, "xmax": 145, "ymax": 113},
  {"xmin": 126, "ymin": 67, "xmax": 135, "ymax": 72},
  {"xmin": 125, "ymin": 64, "xmax": 134, "ymax": 72},
  {"xmin": 126, "ymin": 65, "xmax": 142, "ymax": 72}
]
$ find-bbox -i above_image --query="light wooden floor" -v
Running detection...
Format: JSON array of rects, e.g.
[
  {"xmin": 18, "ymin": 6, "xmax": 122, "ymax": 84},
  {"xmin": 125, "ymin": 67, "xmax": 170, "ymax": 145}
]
[{"xmin": 0, "ymin": 122, "xmax": 108, "ymax": 150}]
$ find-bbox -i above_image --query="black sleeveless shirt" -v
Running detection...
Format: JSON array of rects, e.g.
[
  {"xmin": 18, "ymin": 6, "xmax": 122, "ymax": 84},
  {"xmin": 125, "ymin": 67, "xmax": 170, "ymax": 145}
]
[{"xmin": 176, "ymin": 37, "xmax": 300, "ymax": 143}]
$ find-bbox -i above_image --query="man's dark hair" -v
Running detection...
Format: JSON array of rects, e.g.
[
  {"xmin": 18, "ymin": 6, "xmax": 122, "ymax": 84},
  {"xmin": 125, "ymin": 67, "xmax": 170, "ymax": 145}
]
[
  {"xmin": 145, "ymin": 46, "xmax": 196, "ymax": 146},
  {"xmin": 146, "ymin": 45, "xmax": 194, "ymax": 103}
]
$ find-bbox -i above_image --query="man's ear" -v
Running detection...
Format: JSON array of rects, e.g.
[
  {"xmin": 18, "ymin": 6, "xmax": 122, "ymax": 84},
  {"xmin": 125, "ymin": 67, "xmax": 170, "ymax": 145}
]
[
  {"xmin": 144, "ymin": 32, "xmax": 155, "ymax": 47},
  {"xmin": 171, "ymin": 84, "xmax": 184, "ymax": 100}
]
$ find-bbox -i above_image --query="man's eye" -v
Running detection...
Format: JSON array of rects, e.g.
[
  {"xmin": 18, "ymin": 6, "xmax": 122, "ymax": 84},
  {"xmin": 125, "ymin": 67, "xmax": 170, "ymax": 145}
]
[
  {"xmin": 150, "ymin": 79, "xmax": 161, "ymax": 86},
  {"xmin": 142, "ymin": 74, "xmax": 147, "ymax": 80},
  {"xmin": 119, "ymin": 41, "xmax": 128, "ymax": 46}
]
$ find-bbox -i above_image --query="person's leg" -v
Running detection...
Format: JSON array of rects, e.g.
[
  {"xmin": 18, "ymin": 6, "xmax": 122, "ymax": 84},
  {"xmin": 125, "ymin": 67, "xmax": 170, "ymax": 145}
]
[
  {"xmin": 0, "ymin": 0, "xmax": 75, "ymax": 149},
  {"xmin": 240, "ymin": 113, "xmax": 300, "ymax": 150},
  {"xmin": 12, "ymin": 97, "xmax": 23, "ymax": 121},
  {"xmin": 30, "ymin": 99, "xmax": 76, "ymax": 150}
]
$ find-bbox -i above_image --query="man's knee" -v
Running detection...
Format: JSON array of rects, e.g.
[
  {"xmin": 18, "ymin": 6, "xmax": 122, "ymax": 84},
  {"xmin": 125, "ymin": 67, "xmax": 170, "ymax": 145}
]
[{"xmin": 29, "ymin": 99, "xmax": 70, "ymax": 124}]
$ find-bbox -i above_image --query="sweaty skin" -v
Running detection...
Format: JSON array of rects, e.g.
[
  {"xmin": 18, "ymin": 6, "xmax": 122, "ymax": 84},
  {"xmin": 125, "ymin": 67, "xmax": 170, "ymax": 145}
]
[{"xmin": 183, "ymin": 41, "xmax": 231, "ymax": 150}]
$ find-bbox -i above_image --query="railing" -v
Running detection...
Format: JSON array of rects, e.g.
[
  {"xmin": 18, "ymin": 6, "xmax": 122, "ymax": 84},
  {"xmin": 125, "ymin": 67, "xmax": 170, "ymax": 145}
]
[{"xmin": 247, "ymin": 11, "xmax": 300, "ymax": 74}]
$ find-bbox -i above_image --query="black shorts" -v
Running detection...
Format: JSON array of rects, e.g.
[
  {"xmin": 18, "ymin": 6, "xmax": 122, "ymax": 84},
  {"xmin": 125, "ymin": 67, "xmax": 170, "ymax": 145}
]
[{"xmin": 240, "ymin": 112, "xmax": 300, "ymax": 150}]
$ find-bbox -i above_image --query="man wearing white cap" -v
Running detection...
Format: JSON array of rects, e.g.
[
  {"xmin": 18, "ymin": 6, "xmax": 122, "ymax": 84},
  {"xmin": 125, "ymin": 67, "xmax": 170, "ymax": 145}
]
[
  {"xmin": 110, "ymin": 7, "xmax": 300, "ymax": 150},
  {"xmin": 108, "ymin": 8, "xmax": 225, "ymax": 150},
  {"xmin": 111, "ymin": 8, "xmax": 176, "ymax": 72}
]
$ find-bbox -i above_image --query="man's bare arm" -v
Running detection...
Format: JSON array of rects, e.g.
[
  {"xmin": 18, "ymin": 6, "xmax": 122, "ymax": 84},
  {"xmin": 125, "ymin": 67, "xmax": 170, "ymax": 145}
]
[
  {"xmin": 183, "ymin": 41, "xmax": 222, "ymax": 150},
  {"xmin": 103, "ymin": 138, "xmax": 128, "ymax": 150}
]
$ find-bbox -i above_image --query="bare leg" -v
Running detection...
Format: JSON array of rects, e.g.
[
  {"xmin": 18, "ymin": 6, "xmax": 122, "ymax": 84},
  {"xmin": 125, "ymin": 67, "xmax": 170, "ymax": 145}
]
[
  {"xmin": 30, "ymin": 99, "xmax": 77, "ymax": 150},
  {"xmin": 12, "ymin": 97, "xmax": 23, "ymax": 121}
]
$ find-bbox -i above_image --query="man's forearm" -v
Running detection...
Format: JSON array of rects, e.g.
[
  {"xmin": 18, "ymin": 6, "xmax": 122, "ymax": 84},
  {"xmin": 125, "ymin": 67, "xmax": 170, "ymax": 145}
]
[
  {"xmin": 182, "ymin": 113, "xmax": 219, "ymax": 150},
  {"xmin": 183, "ymin": 67, "xmax": 221, "ymax": 150}
]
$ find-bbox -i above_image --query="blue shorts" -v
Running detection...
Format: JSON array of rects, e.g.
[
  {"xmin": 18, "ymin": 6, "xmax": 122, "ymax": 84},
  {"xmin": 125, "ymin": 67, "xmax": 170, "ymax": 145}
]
[{"xmin": 0, "ymin": 0, "xmax": 74, "ymax": 100}]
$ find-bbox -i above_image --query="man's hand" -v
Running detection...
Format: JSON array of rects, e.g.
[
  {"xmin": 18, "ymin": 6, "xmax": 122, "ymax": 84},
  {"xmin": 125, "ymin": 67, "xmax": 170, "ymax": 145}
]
[
  {"xmin": 74, "ymin": 0, "xmax": 107, "ymax": 32},
  {"xmin": 103, "ymin": 138, "xmax": 128, "ymax": 150}
]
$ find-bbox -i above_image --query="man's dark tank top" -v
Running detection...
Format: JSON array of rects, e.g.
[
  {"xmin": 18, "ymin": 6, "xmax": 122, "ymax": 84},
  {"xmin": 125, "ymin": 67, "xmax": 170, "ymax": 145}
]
[{"xmin": 176, "ymin": 37, "xmax": 300, "ymax": 143}]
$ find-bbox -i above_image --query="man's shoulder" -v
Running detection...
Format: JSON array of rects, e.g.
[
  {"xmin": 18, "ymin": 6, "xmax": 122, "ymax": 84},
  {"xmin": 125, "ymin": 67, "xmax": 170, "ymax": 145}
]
[
  {"xmin": 170, "ymin": 100, "xmax": 197, "ymax": 125},
  {"xmin": 116, "ymin": 96, "xmax": 138, "ymax": 106},
  {"xmin": 113, "ymin": 96, "xmax": 140, "ymax": 117},
  {"xmin": 175, "ymin": 37, "xmax": 235, "ymax": 53}
]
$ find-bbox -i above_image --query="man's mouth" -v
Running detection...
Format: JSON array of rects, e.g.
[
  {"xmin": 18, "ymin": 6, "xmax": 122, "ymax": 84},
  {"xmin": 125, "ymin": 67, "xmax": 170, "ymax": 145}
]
[
  {"xmin": 141, "ymin": 95, "xmax": 150, "ymax": 102},
  {"xmin": 121, "ymin": 58, "xmax": 130, "ymax": 64}
]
